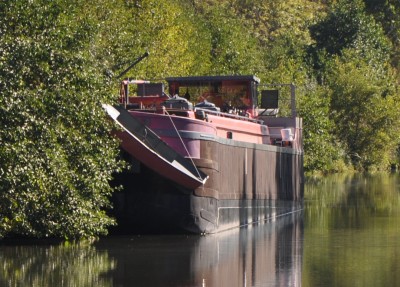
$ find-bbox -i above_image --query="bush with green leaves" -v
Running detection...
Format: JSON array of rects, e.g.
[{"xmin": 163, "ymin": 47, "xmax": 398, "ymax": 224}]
[
  {"xmin": 0, "ymin": 0, "xmax": 122, "ymax": 239},
  {"xmin": 307, "ymin": 0, "xmax": 399, "ymax": 171},
  {"xmin": 299, "ymin": 85, "xmax": 346, "ymax": 173},
  {"xmin": 326, "ymin": 54, "xmax": 400, "ymax": 170},
  {"xmin": 0, "ymin": 0, "xmax": 399, "ymax": 239}
]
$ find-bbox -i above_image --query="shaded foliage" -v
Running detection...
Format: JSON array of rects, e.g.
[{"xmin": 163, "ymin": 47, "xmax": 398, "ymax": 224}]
[
  {"xmin": 308, "ymin": 0, "xmax": 392, "ymax": 77},
  {"xmin": 364, "ymin": 0, "xmax": 400, "ymax": 71}
]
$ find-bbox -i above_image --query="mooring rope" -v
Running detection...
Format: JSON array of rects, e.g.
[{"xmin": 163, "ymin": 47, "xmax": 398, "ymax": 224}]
[{"xmin": 164, "ymin": 110, "xmax": 204, "ymax": 181}]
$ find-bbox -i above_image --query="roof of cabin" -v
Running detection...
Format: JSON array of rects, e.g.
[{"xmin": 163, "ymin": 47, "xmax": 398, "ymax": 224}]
[{"xmin": 165, "ymin": 75, "xmax": 260, "ymax": 84}]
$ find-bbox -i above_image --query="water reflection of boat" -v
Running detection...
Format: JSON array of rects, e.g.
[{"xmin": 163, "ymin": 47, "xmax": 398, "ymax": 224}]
[
  {"xmin": 95, "ymin": 212, "xmax": 303, "ymax": 286},
  {"xmin": 105, "ymin": 55, "xmax": 303, "ymax": 233},
  {"xmin": 189, "ymin": 212, "xmax": 303, "ymax": 287}
]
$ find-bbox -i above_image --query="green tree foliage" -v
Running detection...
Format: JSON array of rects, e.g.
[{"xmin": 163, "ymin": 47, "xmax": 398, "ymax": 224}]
[
  {"xmin": 93, "ymin": 0, "xmax": 218, "ymax": 80},
  {"xmin": 299, "ymin": 85, "xmax": 345, "ymax": 173},
  {"xmin": 364, "ymin": 0, "xmax": 400, "ymax": 72},
  {"xmin": 0, "ymin": 0, "xmax": 399, "ymax": 239},
  {"xmin": 309, "ymin": 0, "xmax": 392, "ymax": 76},
  {"xmin": 0, "ymin": 0, "xmax": 121, "ymax": 239},
  {"xmin": 326, "ymin": 54, "xmax": 400, "ymax": 170},
  {"xmin": 190, "ymin": 1, "xmax": 262, "ymax": 75},
  {"xmin": 308, "ymin": 0, "xmax": 399, "ymax": 170},
  {"xmin": 232, "ymin": 0, "xmax": 322, "ymax": 83},
  {"xmin": 116, "ymin": 0, "xmax": 212, "ymax": 78}
]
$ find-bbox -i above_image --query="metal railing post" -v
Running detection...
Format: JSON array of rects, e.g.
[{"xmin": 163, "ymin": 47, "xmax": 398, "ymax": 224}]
[{"xmin": 291, "ymin": 83, "xmax": 296, "ymax": 117}]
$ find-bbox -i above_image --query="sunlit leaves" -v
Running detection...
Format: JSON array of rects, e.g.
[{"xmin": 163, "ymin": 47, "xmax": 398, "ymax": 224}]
[
  {"xmin": 299, "ymin": 85, "xmax": 344, "ymax": 173},
  {"xmin": 326, "ymin": 55, "xmax": 400, "ymax": 170},
  {"xmin": 306, "ymin": 0, "xmax": 399, "ymax": 171},
  {"xmin": 0, "ymin": 0, "xmax": 120, "ymax": 239},
  {"xmin": 0, "ymin": 0, "xmax": 399, "ymax": 239}
]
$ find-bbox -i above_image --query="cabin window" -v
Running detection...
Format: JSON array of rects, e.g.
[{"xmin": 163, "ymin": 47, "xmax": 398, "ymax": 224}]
[{"xmin": 167, "ymin": 81, "xmax": 251, "ymax": 111}]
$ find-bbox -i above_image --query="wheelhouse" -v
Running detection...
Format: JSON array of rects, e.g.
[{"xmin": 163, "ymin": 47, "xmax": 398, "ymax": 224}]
[{"xmin": 166, "ymin": 75, "xmax": 260, "ymax": 118}]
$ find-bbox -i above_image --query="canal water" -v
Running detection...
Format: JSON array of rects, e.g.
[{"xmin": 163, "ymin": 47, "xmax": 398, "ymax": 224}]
[{"xmin": 1, "ymin": 173, "xmax": 400, "ymax": 286}]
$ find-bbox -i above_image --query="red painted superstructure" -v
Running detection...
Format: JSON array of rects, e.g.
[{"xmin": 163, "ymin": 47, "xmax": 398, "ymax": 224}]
[{"xmin": 106, "ymin": 75, "xmax": 303, "ymax": 234}]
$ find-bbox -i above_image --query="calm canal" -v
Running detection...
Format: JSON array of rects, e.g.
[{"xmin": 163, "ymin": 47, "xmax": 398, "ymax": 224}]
[{"xmin": 1, "ymin": 173, "xmax": 400, "ymax": 286}]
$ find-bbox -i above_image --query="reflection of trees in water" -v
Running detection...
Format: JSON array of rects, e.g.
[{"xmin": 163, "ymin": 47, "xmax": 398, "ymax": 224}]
[
  {"xmin": 303, "ymin": 173, "xmax": 400, "ymax": 287},
  {"xmin": 0, "ymin": 213, "xmax": 303, "ymax": 286},
  {"xmin": 0, "ymin": 243, "xmax": 114, "ymax": 287},
  {"xmin": 305, "ymin": 173, "xmax": 400, "ymax": 228}
]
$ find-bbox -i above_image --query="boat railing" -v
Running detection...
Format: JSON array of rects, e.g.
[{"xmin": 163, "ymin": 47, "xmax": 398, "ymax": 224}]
[
  {"xmin": 194, "ymin": 107, "xmax": 264, "ymax": 125},
  {"xmin": 258, "ymin": 83, "xmax": 296, "ymax": 118}
]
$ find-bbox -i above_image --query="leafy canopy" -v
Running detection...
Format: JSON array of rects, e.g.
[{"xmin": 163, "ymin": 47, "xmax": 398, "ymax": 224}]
[{"xmin": 0, "ymin": 0, "xmax": 121, "ymax": 239}]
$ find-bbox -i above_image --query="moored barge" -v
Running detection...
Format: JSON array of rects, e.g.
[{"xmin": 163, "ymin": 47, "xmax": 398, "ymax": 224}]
[{"xmin": 104, "ymin": 74, "xmax": 303, "ymax": 234}]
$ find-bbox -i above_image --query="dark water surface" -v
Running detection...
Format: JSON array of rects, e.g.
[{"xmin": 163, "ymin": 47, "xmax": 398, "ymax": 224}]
[{"xmin": 1, "ymin": 173, "xmax": 400, "ymax": 286}]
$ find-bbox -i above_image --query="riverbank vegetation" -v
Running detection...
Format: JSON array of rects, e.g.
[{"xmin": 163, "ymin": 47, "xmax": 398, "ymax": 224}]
[{"xmin": 0, "ymin": 0, "xmax": 399, "ymax": 238}]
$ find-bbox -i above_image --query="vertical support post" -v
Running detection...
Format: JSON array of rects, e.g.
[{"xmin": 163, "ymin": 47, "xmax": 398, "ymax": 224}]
[
  {"xmin": 124, "ymin": 79, "xmax": 129, "ymax": 108},
  {"xmin": 290, "ymin": 83, "xmax": 296, "ymax": 118}
]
